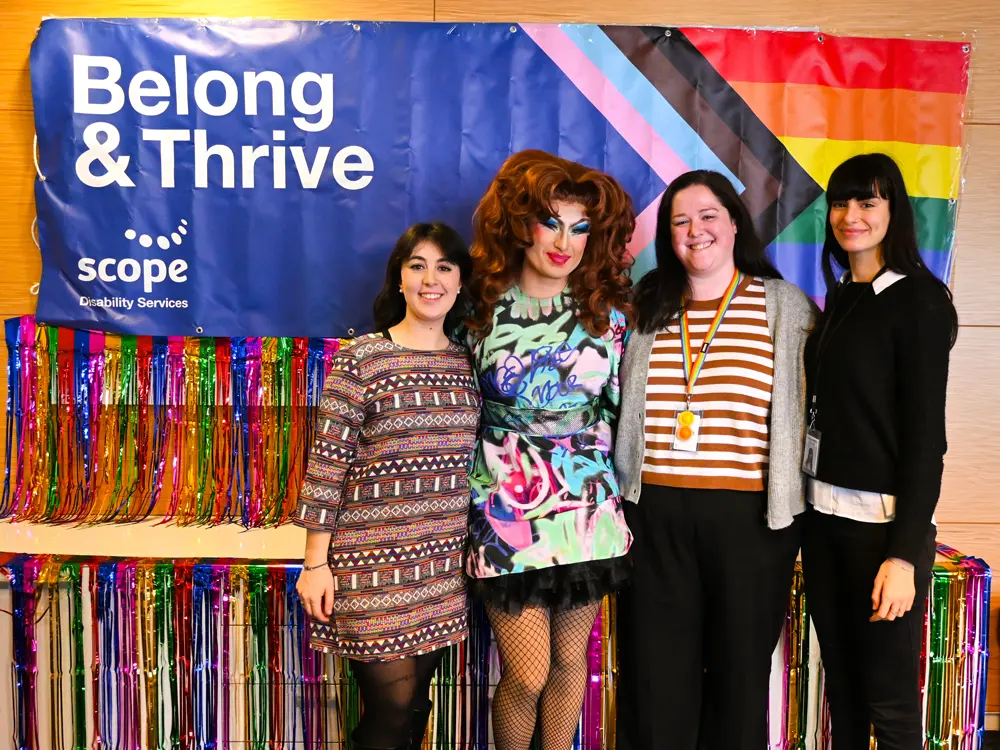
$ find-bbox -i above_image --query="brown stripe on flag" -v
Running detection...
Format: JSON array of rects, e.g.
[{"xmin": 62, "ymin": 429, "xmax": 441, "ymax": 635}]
[{"xmin": 599, "ymin": 24, "xmax": 781, "ymax": 220}]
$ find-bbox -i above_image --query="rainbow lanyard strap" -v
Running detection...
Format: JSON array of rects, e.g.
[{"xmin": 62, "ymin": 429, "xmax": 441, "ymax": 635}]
[{"xmin": 679, "ymin": 269, "xmax": 743, "ymax": 411}]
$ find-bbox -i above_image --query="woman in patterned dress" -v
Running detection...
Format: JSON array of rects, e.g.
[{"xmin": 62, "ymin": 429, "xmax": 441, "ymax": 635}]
[
  {"xmin": 463, "ymin": 150, "xmax": 635, "ymax": 750},
  {"xmin": 295, "ymin": 223, "xmax": 481, "ymax": 750}
]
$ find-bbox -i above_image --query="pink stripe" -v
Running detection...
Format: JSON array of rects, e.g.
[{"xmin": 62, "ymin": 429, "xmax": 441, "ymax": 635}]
[
  {"xmin": 89, "ymin": 331, "xmax": 105, "ymax": 354},
  {"xmin": 520, "ymin": 24, "xmax": 688, "ymax": 185},
  {"xmin": 625, "ymin": 190, "xmax": 663, "ymax": 260}
]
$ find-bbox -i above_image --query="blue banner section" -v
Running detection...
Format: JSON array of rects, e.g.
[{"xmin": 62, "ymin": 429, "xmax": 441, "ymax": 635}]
[{"xmin": 31, "ymin": 19, "xmax": 665, "ymax": 337}]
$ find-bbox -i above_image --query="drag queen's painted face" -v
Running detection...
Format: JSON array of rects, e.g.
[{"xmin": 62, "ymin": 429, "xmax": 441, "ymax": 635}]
[{"xmin": 522, "ymin": 200, "xmax": 591, "ymax": 287}]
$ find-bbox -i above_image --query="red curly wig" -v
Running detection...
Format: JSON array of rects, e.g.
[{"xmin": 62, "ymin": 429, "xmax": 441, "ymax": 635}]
[{"xmin": 466, "ymin": 149, "xmax": 636, "ymax": 337}]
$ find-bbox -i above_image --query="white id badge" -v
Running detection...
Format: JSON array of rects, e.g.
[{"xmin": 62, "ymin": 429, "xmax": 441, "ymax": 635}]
[
  {"xmin": 672, "ymin": 410, "xmax": 702, "ymax": 453},
  {"xmin": 802, "ymin": 427, "xmax": 821, "ymax": 476}
]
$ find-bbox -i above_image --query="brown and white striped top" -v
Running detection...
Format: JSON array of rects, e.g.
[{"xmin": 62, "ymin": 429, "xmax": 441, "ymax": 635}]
[{"xmin": 641, "ymin": 276, "xmax": 774, "ymax": 491}]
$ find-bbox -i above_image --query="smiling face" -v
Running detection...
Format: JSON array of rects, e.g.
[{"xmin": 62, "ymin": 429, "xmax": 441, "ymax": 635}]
[
  {"xmin": 399, "ymin": 241, "xmax": 462, "ymax": 325},
  {"xmin": 828, "ymin": 193, "xmax": 890, "ymax": 259},
  {"xmin": 520, "ymin": 200, "xmax": 591, "ymax": 292},
  {"xmin": 669, "ymin": 184, "xmax": 738, "ymax": 280}
]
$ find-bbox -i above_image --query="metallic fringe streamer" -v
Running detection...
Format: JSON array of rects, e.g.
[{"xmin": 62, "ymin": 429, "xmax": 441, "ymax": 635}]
[
  {"xmin": 0, "ymin": 551, "xmax": 990, "ymax": 750},
  {"xmin": 2, "ymin": 316, "xmax": 341, "ymax": 526}
]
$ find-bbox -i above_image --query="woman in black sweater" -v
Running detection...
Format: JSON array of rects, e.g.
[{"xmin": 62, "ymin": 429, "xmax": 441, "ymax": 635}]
[{"xmin": 801, "ymin": 153, "xmax": 958, "ymax": 750}]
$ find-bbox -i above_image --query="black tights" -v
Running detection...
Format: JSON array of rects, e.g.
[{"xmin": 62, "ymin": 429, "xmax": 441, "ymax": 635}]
[{"xmin": 349, "ymin": 650, "xmax": 443, "ymax": 749}]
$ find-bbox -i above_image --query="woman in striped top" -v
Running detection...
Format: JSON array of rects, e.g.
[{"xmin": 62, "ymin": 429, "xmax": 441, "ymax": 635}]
[{"xmin": 613, "ymin": 171, "xmax": 815, "ymax": 750}]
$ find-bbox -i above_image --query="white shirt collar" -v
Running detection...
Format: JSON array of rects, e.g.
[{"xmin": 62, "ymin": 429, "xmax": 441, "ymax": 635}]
[
  {"xmin": 838, "ymin": 269, "xmax": 906, "ymax": 295},
  {"xmin": 873, "ymin": 269, "xmax": 906, "ymax": 294}
]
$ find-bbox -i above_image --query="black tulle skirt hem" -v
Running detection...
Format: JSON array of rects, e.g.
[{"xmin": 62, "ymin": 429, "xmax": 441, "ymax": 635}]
[{"xmin": 469, "ymin": 556, "xmax": 630, "ymax": 615}]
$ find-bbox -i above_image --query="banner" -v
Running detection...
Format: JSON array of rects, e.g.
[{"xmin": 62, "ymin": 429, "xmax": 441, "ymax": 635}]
[{"xmin": 30, "ymin": 20, "xmax": 970, "ymax": 337}]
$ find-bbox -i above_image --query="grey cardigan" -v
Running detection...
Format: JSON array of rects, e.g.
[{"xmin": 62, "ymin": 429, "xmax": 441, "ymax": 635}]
[{"xmin": 614, "ymin": 278, "xmax": 817, "ymax": 530}]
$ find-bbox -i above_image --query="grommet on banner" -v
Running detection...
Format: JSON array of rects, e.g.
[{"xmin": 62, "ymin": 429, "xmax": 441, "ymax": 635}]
[
  {"xmin": 510, "ymin": 25, "xmax": 516, "ymax": 33},
  {"xmin": 32, "ymin": 134, "xmax": 46, "ymax": 182},
  {"xmin": 664, "ymin": 30, "xmax": 672, "ymax": 37},
  {"xmin": 347, "ymin": 328, "xmax": 355, "ymax": 336},
  {"xmin": 353, "ymin": 23, "xmax": 360, "ymax": 31},
  {"xmin": 818, "ymin": 34, "xmax": 825, "ymax": 42},
  {"xmin": 963, "ymin": 44, "xmax": 970, "ymax": 53},
  {"xmin": 196, "ymin": 326, "xmax": 204, "ymax": 334}
]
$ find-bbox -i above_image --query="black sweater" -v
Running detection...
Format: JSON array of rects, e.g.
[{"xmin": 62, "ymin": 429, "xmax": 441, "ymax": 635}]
[{"xmin": 804, "ymin": 272, "xmax": 953, "ymax": 565}]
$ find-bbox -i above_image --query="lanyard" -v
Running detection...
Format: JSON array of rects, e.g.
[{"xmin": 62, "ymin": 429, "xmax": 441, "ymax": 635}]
[{"xmin": 680, "ymin": 269, "xmax": 742, "ymax": 409}]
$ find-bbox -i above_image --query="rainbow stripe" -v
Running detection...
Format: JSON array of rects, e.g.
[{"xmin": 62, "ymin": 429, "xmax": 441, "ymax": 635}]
[
  {"xmin": 522, "ymin": 25, "xmax": 969, "ymax": 299},
  {"xmin": 681, "ymin": 270, "xmax": 743, "ymax": 398},
  {"xmin": 682, "ymin": 28, "xmax": 969, "ymax": 293}
]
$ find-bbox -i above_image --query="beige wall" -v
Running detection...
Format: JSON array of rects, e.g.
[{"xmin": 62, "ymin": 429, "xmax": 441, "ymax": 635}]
[{"xmin": 1, "ymin": 0, "xmax": 998, "ymax": 711}]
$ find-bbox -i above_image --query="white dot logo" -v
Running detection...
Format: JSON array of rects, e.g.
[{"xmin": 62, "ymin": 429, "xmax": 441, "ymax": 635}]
[
  {"xmin": 124, "ymin": 218, "xmax": 190, "ymax": 250},
  {"xmin": 80, "ymin": 217, "xmax": 191, "ymax": 294}
]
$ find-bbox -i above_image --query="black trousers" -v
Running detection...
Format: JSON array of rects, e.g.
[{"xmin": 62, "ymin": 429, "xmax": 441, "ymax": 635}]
[
  {"xmin": 801, "ymin": 507, "xmax": 936, "ymax": 750},
  {"xmin": 616, "ymin": 484, "xmax": 801, "ymax": 750}
]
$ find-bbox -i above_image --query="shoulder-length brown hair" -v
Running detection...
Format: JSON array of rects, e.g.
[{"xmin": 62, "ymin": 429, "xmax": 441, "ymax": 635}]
[{"xmin": 466, "ymin": 149, "xmax": 636, "ymax": 337}]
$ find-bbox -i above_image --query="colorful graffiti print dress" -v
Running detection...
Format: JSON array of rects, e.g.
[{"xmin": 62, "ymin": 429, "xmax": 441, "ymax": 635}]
[{"xmin": 465, "ymin": 286, "xmax": 633, "ymax": 612}]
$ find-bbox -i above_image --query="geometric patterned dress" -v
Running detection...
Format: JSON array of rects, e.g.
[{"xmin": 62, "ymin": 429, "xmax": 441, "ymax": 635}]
[{"xmin": 294, "ymin": 333, "xmax": 481, "ymax": 661}]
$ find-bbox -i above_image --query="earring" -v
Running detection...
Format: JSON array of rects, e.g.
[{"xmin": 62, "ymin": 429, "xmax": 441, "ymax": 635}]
[{"xmin": 399, "ymin": 286, "xmax": 403, "ymax": 293}]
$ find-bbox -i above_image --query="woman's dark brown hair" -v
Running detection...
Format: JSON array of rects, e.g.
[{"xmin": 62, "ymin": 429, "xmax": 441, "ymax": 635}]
[
  {"xmin": 465, "ymin": 149, "xmax": 636, "ymax": 337},
  {"xmin": 372, "ymin": 222, "xmax": 473, "ymax": 333},
  {"xmin": 633, "ymin": 169, "xmax": 781, "ymax": 334}
]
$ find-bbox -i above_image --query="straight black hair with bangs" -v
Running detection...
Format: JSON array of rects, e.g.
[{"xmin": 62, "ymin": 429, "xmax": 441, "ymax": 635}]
[{"xmin": 821, "ymin": 153, "xmax": 957, "ymax": 345}]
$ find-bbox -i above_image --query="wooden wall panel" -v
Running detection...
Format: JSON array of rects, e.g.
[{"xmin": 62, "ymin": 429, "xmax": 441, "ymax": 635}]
[
  {"xmin": 967, "ymin": 30, "xmax": 1000, "ymax": 124},
  {"xmin": 953, "ymin": 125, "xmax": 1000, "ymax": 325},
  {"xmin": 0, "ymin": 108, "xmax": 39, "ymax": 313},
  {"xmin": 939, "ymin": 327, "xmax": 1000, "ymax": 522}
]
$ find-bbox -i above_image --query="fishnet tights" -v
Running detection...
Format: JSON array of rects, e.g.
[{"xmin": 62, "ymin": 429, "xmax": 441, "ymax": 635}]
[{"xmin": 486, "ymin": 602, "xmax": 600, "ymax": 750}]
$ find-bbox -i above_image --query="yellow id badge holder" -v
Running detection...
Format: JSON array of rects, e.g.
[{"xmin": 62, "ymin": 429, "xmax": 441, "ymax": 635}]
[{"xmin": 672, "ymin": 409, "xmax": 702, "ymax": 453}]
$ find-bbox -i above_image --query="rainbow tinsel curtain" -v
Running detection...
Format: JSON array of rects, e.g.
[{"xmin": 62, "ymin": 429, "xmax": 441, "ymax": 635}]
[
  {"xmin": 0, "ymin": 549, "xmax": 989, "ymax": 750},
  {"xmin": 2, "ymin": 316, "xmax": 342, "ymax": 526}
]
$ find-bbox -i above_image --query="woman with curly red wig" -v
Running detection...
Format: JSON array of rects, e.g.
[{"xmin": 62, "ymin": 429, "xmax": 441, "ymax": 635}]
[{"xmin": 463, "ymin": 149, "xmax": 635, "ymax": 750}]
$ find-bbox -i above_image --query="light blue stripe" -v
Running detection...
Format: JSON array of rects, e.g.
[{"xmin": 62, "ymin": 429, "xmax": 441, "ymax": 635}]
[
  {"xmin": 560, "ymin": 24, "xmax": 744, "ymax": 192},
  {"xmin": 768, "ymin": 242, "xmax": 952, "ymax": 300},
  {"xmin": 629, "ymin": 241, "xmax": 658, "ymax": 281}
]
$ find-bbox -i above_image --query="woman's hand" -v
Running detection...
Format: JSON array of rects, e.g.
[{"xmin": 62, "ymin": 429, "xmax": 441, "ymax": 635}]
[
  {"xmin": 297, "ymin": 564, "xmax": 335, "ymax": 622},
  {"xmin": 870, "ymin": 558, "xmax": 915, "ymax": 622}
]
